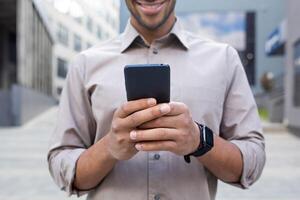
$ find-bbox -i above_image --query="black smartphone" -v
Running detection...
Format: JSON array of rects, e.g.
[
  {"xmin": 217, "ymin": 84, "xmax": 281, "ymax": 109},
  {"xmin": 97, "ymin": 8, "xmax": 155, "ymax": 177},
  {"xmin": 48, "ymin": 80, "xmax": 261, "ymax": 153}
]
[{"xmin": 124, "ymin": 64, "xmax": 170, "ymax": 104}]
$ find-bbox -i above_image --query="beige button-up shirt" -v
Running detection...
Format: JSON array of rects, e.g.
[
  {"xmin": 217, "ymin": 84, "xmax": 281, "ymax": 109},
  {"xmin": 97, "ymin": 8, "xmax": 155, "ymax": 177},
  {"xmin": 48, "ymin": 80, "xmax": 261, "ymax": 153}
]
[{"xmin": 48, "ymin": 19, "xmax": 265, "ymax": 200}]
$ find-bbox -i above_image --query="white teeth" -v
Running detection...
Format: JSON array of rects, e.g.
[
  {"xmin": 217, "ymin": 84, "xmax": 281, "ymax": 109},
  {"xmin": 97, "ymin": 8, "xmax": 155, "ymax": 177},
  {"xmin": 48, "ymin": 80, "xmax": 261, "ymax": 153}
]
[
  {"xmin": 136, "ymin": 0, "xmax": 165, "ymax": 7},
  {"xmin": 140, "ymin": 2, "xmax": 163, "ymax": 8},
  {"xmin": 147, "ymin": 4, "xmax": 160, "ymax": 8}
]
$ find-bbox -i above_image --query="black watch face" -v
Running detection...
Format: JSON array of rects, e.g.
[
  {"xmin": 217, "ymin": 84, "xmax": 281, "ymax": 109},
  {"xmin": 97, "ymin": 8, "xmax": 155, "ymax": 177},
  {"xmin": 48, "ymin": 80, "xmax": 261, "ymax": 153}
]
[
  {"xmin": 193, "ymin": 125, "xmax": 214, "ymax": 157},
  {"xmin": 204, "ymin": 126, "xmax": 214, "ymax": 147}
]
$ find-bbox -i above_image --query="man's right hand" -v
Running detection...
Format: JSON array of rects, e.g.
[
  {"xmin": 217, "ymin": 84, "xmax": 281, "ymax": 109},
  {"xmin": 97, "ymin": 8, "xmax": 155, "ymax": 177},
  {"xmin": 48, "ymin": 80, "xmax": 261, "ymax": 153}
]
[
  {"xmin": 74, "ymin": 98, "xmax": 171, "ymax": 190},
  {"xmin": 105, "ymin": 98, "xmax": 171, "ymax": 160}
]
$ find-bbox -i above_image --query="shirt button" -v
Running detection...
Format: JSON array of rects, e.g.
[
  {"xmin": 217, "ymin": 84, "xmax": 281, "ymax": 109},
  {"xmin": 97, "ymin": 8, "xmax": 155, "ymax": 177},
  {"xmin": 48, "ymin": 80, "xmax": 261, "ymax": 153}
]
[
  {"xmin": 154, "ymin": 194, "xmax": 161, "ymax": 200},
  {"xmin": 154, "ymin": 154, "xmax": 160, "ymax": 160},
  {"xmin": 153, "ymin": 48, "xmax": 158, "ymax": 54}
]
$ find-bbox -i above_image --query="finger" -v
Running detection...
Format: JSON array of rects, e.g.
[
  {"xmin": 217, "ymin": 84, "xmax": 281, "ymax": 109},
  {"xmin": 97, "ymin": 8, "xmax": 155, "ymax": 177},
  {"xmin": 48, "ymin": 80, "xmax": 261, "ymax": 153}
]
[
  {"xmin": 166, "ymin": 102, "xmax": 189, "ymax": 116},
  {"xmin": 122, "ymin": 103, "xmax": 171, "ymax": 128},
  {"xmin": 130, "ymin": 128, "xmax": 178, "ymax": 142},
  {"xmin": 115, "ymin": 98, "xmax": 157, "ymax": 118},
  {"xmin": 139, "ymin": 116, "xmax": 179, "ymax": 129},
  {"xmin": 135, "ymin": 141, "xmax": 177, "ymax": 152}
]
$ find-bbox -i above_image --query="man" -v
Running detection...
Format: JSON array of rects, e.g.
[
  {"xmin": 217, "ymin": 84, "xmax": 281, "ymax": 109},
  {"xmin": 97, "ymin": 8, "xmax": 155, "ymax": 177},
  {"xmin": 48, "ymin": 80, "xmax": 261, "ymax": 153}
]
[{"xmin": 48, "ymin": 0, "xmax": 266, "ymax": 199}]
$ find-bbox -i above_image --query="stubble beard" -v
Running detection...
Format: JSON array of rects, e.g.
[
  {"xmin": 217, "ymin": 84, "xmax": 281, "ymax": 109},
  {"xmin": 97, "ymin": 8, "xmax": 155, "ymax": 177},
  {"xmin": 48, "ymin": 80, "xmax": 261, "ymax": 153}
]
[{"xmin": 129, "ymin": 1, "xmax": 176, "ymax": 31}]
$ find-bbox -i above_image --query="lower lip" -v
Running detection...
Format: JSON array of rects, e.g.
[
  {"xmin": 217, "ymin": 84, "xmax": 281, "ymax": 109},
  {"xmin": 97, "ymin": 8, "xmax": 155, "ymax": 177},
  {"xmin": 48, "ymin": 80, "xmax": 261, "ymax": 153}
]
[{"xmin": 137, "ymin": 1, "xmax": 166, "ymax": 16}]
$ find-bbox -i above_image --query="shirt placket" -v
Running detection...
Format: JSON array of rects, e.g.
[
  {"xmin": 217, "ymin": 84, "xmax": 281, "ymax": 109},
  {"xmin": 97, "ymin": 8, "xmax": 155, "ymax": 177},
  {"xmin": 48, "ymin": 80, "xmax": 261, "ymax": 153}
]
[{"xmin": 146, "ymin": 41, "xmax": 165, "ymax": 200}]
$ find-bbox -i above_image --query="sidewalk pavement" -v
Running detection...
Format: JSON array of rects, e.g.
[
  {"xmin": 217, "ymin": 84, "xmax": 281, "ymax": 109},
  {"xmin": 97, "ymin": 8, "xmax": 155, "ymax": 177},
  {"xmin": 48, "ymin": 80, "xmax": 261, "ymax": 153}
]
[
  {"xmin": 0, "ymin": 107, "xmax": 300, "ymax": 200},
  {"xmin": 217, "ymin": 130, "xmax": 300, "ymax": 200},
  {"xmin": 0, "ymin": 107, "xmax": 86, "ymax": 200}
]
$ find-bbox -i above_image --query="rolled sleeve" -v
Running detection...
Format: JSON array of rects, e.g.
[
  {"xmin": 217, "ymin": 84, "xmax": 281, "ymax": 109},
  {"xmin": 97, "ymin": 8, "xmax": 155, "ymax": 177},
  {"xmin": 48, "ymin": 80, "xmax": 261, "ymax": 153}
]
[
  {"xmin": 220, "ymin": 46, "xmax": 266, "ymax": 188},
  {"xmin": 48, "ymin": 148, "xmax": 86, "ymax": 196},
  {"xmin": 231, "ymin": 138, "xmax": 266, "ymax": 188},
  {"xmin": 47, "ymin": 54, "xmax": 96, "ymax": 196}
]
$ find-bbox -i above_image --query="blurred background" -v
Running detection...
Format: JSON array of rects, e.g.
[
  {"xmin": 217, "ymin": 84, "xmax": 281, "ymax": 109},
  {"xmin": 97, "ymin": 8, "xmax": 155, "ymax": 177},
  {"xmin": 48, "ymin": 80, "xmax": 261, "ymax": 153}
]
[{"xmin": 0, "ymin": 0, "xmax": 299, "ymax": 199}]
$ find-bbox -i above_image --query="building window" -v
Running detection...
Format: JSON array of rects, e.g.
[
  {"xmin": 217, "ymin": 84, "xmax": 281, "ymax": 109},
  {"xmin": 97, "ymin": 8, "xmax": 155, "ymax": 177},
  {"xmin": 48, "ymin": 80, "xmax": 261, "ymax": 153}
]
[
  {"xmin": 9, "ymin": 32, "xmax": 17, "ymax": 64},
  {"xmin": 87, "ymin": 17, "xmax": 93, "ymax": 32},
  {"xmin": 294, "ymin": 39, "xmax": 300, "ymax": 107},
  {"xmin": 105, "ymin": 32, "xmax": 110, "ymax": 39},
  {"xmin": 87, "ymin": 42, "xmax": 92, "ymax": 49},
  {"xmin": 57, "ymin": 58, "xmax": 68, "ymax": 78},
  {"xmin": 74, "ymin": 17, "xmax": 83, "ymax": 24},
  {"xmin": 57, "ymin": 87, "xmax": 63, "ymax": 96},
  {"xmin": 97, "ymin": 26, "xmax": 102, "ymax": 40},
  {"xmin": 57, "ymin": 23, "xmax": 69, "ymax": 46},
  {"xmin": 106, "ymin": 13, "xmax": 111, "ymax": 25},
  {"xmin": 74, "ymin": 34, "xmax": 82, "ymax": 52}
]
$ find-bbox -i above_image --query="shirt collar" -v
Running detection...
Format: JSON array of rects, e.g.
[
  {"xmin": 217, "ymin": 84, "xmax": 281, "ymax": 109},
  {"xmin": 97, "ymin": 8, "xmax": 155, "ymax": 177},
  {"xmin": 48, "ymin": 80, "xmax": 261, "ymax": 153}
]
[
  {"xmin": 169, "ymin": 18, "xmax": 190, "ymax": 50},
  {"xmin": 120, "ymin": 18, "xmax": 190, "ymax": 53},
  {"xmin": 120, "ymin": 19, "xmax": 140, "ymax": 53}
]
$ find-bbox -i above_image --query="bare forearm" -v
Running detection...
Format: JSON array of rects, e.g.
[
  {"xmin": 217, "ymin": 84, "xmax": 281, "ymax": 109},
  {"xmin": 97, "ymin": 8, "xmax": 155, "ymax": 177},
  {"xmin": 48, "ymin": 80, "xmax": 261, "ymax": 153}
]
[
  {"xmin": 198, "ymin": 135, "xmax": 243, "ymax": 183},
  {"xmin": 74, "ymin": 135, "xmax": 117, "ymax": 190}
]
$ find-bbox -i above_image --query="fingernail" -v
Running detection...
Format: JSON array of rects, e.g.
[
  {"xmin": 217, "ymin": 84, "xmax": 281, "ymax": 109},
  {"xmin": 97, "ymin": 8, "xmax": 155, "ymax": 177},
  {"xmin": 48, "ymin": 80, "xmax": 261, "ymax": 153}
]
[
  {"xmin": 160, "ymin": 104, "xmax": 170, "ymax": 114},
  {"xmin": 135, "ymin": 144, "xmax": 142, "ymax": 151},
  {"xmin": 130, "ymin": 130, "xmax": 137, "ymax": 140},
  {"xmin": 148, "ymin": 98, "xmax": 156, "ymax": 106}
]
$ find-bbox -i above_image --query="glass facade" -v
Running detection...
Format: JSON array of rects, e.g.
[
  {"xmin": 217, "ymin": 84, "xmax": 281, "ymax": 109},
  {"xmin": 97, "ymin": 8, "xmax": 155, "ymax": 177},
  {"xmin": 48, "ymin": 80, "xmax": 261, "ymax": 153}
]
[
  {"xmin": 47, "ymin": 0, "xmax": 120, "ymax": 98},
  {"xmin": 179, "ymin": 11, "xmax": 256, "ymax": 86},
  {"xmin": 294, "ymin": 39, "xmax": 300, "ymax": 107}
]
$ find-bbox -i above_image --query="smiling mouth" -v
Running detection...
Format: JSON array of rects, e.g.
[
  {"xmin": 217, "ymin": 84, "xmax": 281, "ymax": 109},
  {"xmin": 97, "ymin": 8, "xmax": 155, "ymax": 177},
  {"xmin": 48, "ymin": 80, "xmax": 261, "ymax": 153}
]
[{"xmin": 136, "ymin": 0, "xmax": 167, "ymax": 10}]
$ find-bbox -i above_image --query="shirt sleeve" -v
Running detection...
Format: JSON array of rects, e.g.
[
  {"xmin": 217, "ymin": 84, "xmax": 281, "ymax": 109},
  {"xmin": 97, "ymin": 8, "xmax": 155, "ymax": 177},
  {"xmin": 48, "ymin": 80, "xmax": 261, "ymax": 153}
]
[
  {"xmin": 220, "ymin": 46, "xmax": 266, "ymax": 189},
  {"xmin": 47, "ymin": 54, "xmax": 96, "ymax": 196}
]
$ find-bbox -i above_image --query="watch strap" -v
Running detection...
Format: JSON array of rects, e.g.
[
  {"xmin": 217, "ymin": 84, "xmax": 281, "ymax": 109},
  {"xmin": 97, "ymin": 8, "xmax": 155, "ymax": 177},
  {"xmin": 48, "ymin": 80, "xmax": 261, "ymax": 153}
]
[{"xmin": 184, "ymin": 123, "xmax": 214, "ymax": 163}]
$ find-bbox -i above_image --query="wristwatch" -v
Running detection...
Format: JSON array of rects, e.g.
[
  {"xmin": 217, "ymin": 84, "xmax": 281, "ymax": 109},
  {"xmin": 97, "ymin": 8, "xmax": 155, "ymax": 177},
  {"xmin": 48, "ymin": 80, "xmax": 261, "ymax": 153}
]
[{"xmin": 184, "ymin": 123, "xmax": 214, "ymax": 163}]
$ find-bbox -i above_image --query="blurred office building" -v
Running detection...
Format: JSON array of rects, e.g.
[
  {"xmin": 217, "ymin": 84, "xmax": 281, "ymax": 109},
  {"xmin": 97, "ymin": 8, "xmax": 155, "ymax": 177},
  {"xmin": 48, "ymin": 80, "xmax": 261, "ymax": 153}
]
[
  {"xmin": 120, "ymin": 0, "xmax": 284, "ymax": 95},
  {"xmin": 0, "ymin": 0, "xmax": 55, "ymax": 126},
  {"xmin": 0, "ymin": 0, "xmax": 120, "ymax": 126},
  {"xmin": 266, "ymin": 0, "xmax": 300, "ymax": 132},
  {"xmin": 42, "ymin": 0, "xmax": 120, "ymax": 99}
]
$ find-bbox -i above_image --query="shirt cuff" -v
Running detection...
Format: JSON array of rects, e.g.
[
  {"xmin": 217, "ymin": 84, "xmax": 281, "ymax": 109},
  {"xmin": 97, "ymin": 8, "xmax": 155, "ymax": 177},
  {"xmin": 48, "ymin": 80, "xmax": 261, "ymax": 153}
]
[
  {"xmin": 62, "ymin": 148, "xmax": 88, "ymax": 197},
  {"xmin": 229, "ymin": 139, "xmax": 265, "ymax": 189}
]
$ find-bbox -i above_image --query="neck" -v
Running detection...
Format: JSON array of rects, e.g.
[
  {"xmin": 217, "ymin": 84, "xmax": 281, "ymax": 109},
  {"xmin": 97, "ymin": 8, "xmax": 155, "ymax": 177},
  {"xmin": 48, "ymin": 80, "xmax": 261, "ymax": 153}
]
[{"xmin": 131, "ymin": 14, "xmax": 176, "ymax": 45}]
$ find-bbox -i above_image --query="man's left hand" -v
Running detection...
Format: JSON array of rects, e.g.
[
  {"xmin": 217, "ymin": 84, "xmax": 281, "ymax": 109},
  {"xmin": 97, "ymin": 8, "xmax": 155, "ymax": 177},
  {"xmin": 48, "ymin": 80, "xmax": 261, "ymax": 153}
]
[{"xmin": 130, "ymin": 102, "xmax": 200, "ymax": 156}]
